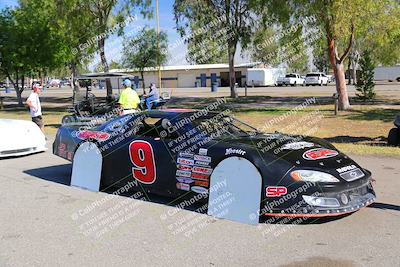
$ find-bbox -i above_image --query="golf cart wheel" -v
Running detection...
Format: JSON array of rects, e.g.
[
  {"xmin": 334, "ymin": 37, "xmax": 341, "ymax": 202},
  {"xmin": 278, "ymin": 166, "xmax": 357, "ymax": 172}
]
[
  {"xmin": 388, "ymin": 128, "xmax": 400, "ymax": 146},
  {"xmin": 62, "ymin": 115, "xmax": 77, "ymax": 125}
]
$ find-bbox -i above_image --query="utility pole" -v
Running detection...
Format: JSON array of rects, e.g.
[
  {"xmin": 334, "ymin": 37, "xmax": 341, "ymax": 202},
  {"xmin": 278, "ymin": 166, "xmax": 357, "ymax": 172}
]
[{"xmin": 156, "ymin": 0, "xmax": 162, "ymax": 93}]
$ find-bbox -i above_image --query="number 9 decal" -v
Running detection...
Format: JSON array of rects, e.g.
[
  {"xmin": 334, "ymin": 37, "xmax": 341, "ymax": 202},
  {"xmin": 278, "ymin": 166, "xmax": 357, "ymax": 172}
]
[{"xmin": 129, "ymin": 141, "xmax": 156, "ymax": 184}]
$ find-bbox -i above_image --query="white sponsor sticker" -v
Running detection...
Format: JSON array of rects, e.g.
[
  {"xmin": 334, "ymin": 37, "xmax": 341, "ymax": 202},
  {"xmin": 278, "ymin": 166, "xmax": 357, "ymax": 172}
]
[
  {"xmin": 336, "ymin": 164, "xmax": 357, "ymax": 173},
  {"xmin": 177, "ymin": 177, "xmax": 194, "ymax": 184},
  {"xmin": 179, "ymin": 152, "xmax": 194, "ymax": 158},
  {"xmin": 199, "ymin": 148, "xmax": 208, "ymax": 155},
  {"xmin": 176, "ymin": 170, "xmax": 192, "ymax": 178},
  {"xmin": 225, "ymin": 148, "xmax": 246, "ymax": 156},
  {"xmin": 191, "ymin": 186, "xmax": 208, "ymax": 194},
  {"xmin": 195, "ymin": 161, "xmax": 210, "ymax": 166},
  {"xmin": 192, "ymin": 166, "xmax": 213, "ymax": 175},
  {"xmin": 282, "ymin": 141, "xmax": 315, "ymax": 150},
  {"xmin": 176, "ymin": 183, "xmax": 190, "ymax": 191},
  {"xmin": 177, "ymin": 157, "xmax": 195, "ymax": 165},
  {"xmin": 194, "ymin": 155, "xmax": 211, "ymax": 162}
]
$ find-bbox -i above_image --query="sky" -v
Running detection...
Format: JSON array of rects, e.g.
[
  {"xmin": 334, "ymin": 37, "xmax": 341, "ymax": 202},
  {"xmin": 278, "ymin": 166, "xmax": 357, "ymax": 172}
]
[{"xmin": 0, "ymin": 0, "xmax": 248, "ymax": 70}]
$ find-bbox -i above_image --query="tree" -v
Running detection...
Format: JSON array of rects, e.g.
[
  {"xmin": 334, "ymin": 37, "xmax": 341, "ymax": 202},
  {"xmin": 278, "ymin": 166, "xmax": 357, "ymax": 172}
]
[
  {"xmin": 267, "ymin": 0, "xmax": 400, "ymax": 110},
  {"xmin": 174, "ymin": 0, "xmax": 262, "ymax": 98},
  {"xmin": 82, "ymin": 0, "xmax": 152, "ymax": 102},
  {"xmin": 122, "ymin": 28, "xmax": 168, "ymax": 93},
  {"xmin": 356, "ymin": 50, "xmax": 375, "ymax": 101},
  {"xmin": 109, "ymin": 60, "xmax": 122, "ymax": 70},
  {"xmin": 0, "ymin": 3, "xmax": 65, "ymax": 106}
]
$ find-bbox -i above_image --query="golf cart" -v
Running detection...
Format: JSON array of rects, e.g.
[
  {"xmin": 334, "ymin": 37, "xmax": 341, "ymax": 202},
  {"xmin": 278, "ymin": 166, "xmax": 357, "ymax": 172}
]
[
  {"xmin": 61, "ymin": 73, "xmax": 170, "ymax": 125},
  {"xmin": 388, "ymin": 115, "xmax": 400, "ymax": 146},
  {"xmin": 61, "ymin": 73, "xmax": 135, "ymax": 125}
]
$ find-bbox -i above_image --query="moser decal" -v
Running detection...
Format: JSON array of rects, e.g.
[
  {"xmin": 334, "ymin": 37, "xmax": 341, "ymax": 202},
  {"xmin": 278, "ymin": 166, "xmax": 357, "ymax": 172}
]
[
  {"xmin": 191, "ymin": 172, "xmax": 210, "ymax": 181},
  {"xmin": 194, "ymin": 155, "xmax": 211, "ymax": 162},
  {"xmin": 336, "ymin": 164, "xmax": 357, "ymax": 173},
  {"xmin": 75, "ymin": 130, "xmax": 110, "ymax": 142},
  {"xmin": 195, "ymin": 180, "xmax": 209, "ymax": 187},
  {"xmin": 192, "ymin": 166, "xmax": 213, "ymax": 175},
  {"xmin": 199, "ymin": 148, "xmax": 208, "ymax": 155},
  {"xmin": 339, "ymin": 168, "xmax": 365, "ymax": 181},
  {"xmin": 195, "ymin": 160, "xmax": 210, "ymax": 166},
  {"xmin": 191, "ymin": 186, "xmax": 208, "ymax": 194},
  {"xmin": 176, "ymin": 170, "xmax": 192, "ymax": 178},
  {"xmin": 303, "ymin": 148, "xmax": 339, "ymax": 161},
  {"xmin": 177, "ymin": 157, "xmax": 195, "ymax": 165},
  {"xmin": 176, "ymin": 182, "xmax": 190, "ymax": 191},
  {"xmin": 179, "ymin": 152, "xmax": 194, "ymax": 158},
  {"xmin": 176, "ymin": 177, "xmax": 194, "ymax": 184},
  {"xmin": 225, "ymin": 148, "xmax": 246, "ymax": 156},
  {"xmin": 282, "ymin": 141, "xmax": 314, "ymax": 150},
  {"xmin": 266, "ymin": 186, "xmax": 287, "ymax": 197},
  {"xmin": 178, "ymin": 164, "xmax": 193, "ymax": 171}
]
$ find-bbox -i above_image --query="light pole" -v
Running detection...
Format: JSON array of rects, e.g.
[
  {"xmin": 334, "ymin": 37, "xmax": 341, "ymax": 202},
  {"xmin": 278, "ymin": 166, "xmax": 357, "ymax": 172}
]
[{"xmin": 156, "ymin": 0, "xmax": 162, "ymax": 93}]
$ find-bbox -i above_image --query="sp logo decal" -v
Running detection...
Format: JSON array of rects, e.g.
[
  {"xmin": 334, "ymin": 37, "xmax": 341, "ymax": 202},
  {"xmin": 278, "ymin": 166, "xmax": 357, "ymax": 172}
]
[
  {"xmin": 266, "ymin": 186, "xmax": 287, "ymax": 197},
  {"xmin": 303, "ymin": 148, "xmax": 338, "ymax": 160}
]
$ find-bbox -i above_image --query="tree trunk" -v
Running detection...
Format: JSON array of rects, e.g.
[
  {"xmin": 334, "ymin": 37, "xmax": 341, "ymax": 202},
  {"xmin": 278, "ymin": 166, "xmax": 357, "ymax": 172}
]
[
  {"xmin": 141, "ymin": 71, "xmax": 145, "ymax": 94},
  {"xmin": 347, "ymin": 57, "xmax": 352, "ymax": 85},
  {"xmin": 98, "ymin": 38, "xmax": 112, "ymax": 103},
  {"xmin": 228, "ymin": 41, "xmax": 237, "ymax": 98},
  {"xmin": 328, "ymin": 39, "xmax": 351, "ymax": 110},
  {"xmin": 71, "ymin": 63, "xmax": 79, "ymax": 104}
]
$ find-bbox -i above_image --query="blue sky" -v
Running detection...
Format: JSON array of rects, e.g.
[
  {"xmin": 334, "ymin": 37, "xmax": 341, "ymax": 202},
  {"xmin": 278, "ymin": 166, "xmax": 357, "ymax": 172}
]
[{"xmin": 0, "ymin": 0, "xmax": 247, "ymax": 69}]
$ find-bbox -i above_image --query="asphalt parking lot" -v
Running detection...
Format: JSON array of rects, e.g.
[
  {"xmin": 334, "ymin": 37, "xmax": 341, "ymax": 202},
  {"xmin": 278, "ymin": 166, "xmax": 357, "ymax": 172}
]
[{"xmin": 0, "ymin": 140, "xmax": 399, "ymax": 267}]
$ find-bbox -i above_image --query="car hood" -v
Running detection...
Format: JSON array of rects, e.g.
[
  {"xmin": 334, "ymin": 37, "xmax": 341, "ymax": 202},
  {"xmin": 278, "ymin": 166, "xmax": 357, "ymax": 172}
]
[
  {"xmin": 220, "ymin": 133, "xmax": 364, "ymax": 173},
  {"xmin": 0, "ymin": 119, "xmax": 46, "ymax": 150}
]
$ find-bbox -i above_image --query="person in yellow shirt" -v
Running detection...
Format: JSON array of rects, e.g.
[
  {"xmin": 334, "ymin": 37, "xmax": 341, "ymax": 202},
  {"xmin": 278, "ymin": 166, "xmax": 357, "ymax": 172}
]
[{"xmin": 118, "ymin": 79, "xmax": 140, "ymax": 115}]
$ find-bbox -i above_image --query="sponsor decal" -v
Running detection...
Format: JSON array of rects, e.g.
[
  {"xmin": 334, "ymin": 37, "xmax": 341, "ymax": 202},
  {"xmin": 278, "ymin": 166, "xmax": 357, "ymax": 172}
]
[
  {"xmin": 192, "ymin": 166, "xmax": 213, "ymax": 175},
  {"xmin": 176, "ymin": 177, "xmax": 194, "ymax": 184},
  {"xmin": 336, "ymin": 164, "xmax": 357, "ymax": 173},
  {"xmin": 194, "ymin": 155, "xmax": 211, "ymax": 162},
  {"xmin": 178, "ymin": 164, "xmax": 193, "ymax": 171},
  {"xmin": 225, "ymin": 148, "xmax": 246, "ymax": 156},
  {"xmin": 194, "ymin": 180, "xmax": 209, "ymax": 187},
  {"xmin": 195, "ymin": 160, "xmax": 210, "ymax": 166},
  {"xmin": 339, "ymin": 168, "xmax": 365, "ymax": 181},
  {"xmin": 176, "ymin": 182, "xmax": 190, "ymax": 191},
  {"xmin": 177, "ymin": 157, "xmax": 195, "ymax": 166},
  {"xmin": 199, "ymin": 148, "xmax": 208, "ymax": 155},
  {"xmin": 191, "ymin": 172, "xmax": 210, "ymax": 181},
  {"xmin": 303, "ymin": 148, "xmax": 339, "ymax": 160},
  {"xmin": 76, "ymin": 130, "xmax": 110, "ymax": 142},
  {"xmin": 179, "ymin": 152, "xmax": 194, "ymax": 158},
  {"xmin": 282, "ymin": 141, "xmax": 315, "ymax": 150},
  {"xmin": 191, "ymin": 186, "xmax": 208, "ymax": 194},
  {"xmin": 176, "ymin": 170, "xmax": 192, "ymax": 178},
  {"xmin": 266, "ymin": 186, "xmax": 287, "ymax": 197}
]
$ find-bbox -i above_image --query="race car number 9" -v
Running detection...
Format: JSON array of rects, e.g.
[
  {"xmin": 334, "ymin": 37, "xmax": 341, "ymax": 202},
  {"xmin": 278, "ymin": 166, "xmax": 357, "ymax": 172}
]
[{"xmin": 129, "ymin": 141, "xmax": 156, "ymax": 184}]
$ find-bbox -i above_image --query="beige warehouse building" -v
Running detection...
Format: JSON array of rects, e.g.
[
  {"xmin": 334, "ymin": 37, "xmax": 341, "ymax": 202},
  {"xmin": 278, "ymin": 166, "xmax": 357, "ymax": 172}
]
[{"xmin": 108, "ymin": 62, "xmax": 262, "ymax": 89}]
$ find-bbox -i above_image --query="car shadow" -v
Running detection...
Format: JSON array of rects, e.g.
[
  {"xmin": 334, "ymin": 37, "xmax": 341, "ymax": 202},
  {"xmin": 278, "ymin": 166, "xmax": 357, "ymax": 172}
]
[{"xmin": 23, "ymin": 164, "xmax": 377, "ymax": 225}]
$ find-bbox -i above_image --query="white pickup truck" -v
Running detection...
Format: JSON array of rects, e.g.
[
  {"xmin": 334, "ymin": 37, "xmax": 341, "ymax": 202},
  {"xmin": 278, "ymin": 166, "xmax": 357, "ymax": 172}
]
[{"xmin": 276, "ymin": 73, "xmax": 305, "ymax": 86}]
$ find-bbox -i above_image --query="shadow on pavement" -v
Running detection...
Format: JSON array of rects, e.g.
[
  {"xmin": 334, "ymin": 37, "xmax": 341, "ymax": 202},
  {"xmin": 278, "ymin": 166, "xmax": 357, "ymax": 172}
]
[
  {"xmin": 368, "ymin": 202, "xmax": 400, "ymax": 212},
  {"xmin": 24, "ymin": 164, "xmax": 72, "ymax": 185}
]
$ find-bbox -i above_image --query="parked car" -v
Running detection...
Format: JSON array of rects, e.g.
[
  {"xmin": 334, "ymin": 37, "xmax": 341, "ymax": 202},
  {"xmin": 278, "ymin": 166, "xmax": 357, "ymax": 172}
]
[
  {"xmin": 305, "ymin": 73, "xmax": 329, "ymax": 86},
  {"xmin": 276, "ymin": 73, "xmax": 305, "ymax": 86}
]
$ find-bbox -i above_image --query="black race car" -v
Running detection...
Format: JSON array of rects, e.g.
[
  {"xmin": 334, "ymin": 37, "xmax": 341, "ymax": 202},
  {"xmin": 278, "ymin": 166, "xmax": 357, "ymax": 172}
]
[{"xmin": 53, "ymin": 109, "xmax": 376, "ymax": 219}]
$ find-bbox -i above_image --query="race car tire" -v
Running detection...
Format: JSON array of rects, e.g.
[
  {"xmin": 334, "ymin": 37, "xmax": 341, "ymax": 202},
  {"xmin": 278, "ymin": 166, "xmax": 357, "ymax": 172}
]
[
  {"xmin": 388, "ymin": 128, "xmax": 400, "ymax": 146},
  {"xmin": 62, "ymin": 115, "xmax": 77, "ymax": 125},
  {"xmin": 291, "ymin": 82, "xmax": 296, "ymax": 87}
]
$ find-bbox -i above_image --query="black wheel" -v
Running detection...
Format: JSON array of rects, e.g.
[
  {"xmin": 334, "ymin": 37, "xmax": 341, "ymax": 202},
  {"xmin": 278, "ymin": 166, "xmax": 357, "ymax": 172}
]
[
  {"xmin": 62, "ymin": 115, "xmax": 77, "ymax": 125},
  {"xmin": 396, "ymin": 77, "xmax": 400, "ymax": 82},
  {"xmin": 388, "ymin": 128, "xmax": 400, "ymax": 146}
]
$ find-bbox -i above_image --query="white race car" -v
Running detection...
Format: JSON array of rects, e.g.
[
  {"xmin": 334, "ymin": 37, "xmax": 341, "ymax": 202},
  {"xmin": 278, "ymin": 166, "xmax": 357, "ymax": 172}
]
[{"xmin": 0, "ymin": 119, "xmax": 46, "ymax": 158}]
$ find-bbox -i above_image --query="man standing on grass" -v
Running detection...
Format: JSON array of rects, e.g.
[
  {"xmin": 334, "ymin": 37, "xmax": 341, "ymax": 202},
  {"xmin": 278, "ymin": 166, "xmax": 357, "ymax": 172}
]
[
  {"xmin": 118, "ymin": 79, "xmax": 140, "ymax": 115},
  {"xmin": 26, "ymin": 84, "xmax": 44, "ymax": 134}
]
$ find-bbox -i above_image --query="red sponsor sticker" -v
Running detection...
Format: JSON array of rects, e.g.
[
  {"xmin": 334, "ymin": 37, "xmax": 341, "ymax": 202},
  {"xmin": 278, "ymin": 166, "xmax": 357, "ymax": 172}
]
[
  {"xmin": 77, "ymin": 130, "xmax": 110, "ymax": 142},
  {"xmin": 192, "ymin": 166, "xmax": 213, "ymax": 175},
  {"xmin": 194, "ymin": 180, "xmax": 209, "ymax": 187},
  {"xmin": 177, "ymin": 157, "xmax": 194, "ymax": 166},
  {"xmin": 303, "ymin": 148, "xmax": 338, "ymax": 160},
  {"xmin": 191, "ymin": 172, "xmax": 210, "ymax": 181},
  {"xmin": 178, "ymin": 164, "xmax": 193, "ymax": 171},
  {"xmin": 266, "ymin": 186, "xmax": 287, "ymax": 197}
]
